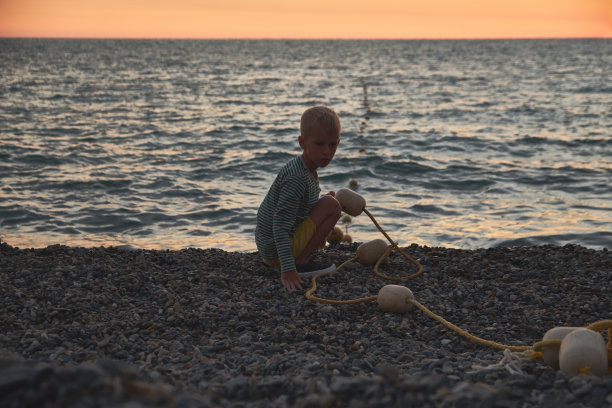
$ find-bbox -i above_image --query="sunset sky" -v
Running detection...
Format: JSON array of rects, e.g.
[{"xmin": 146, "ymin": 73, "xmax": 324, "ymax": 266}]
[{"xmin": 1, "ymin": 0, "xmax": 610, "ymax": 39}]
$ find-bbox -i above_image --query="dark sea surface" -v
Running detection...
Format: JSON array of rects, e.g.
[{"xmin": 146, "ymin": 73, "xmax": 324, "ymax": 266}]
[{"xmin": 1, "ymin": 39, "xmax": 610, "ymax": 251}]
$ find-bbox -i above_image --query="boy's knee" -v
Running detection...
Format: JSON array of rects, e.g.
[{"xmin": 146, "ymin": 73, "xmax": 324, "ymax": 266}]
[{"xmin": 320, "ymin": 195, "xmax": 341, "ymax": 218}]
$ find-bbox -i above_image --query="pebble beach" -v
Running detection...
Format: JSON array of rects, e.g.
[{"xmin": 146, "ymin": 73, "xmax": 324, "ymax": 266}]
[{"xmin": 1, "ymin": 239, "xmax": 610, "ymax": 407}]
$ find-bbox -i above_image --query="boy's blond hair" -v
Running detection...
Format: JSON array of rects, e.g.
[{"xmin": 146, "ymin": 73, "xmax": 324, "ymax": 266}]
[{"xmin": 300, "ymin": 106, "xmax": 341, "ymax": 138}]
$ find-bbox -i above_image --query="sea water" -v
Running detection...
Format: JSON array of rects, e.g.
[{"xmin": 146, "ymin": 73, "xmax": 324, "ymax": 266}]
[{"xmin": 1, "ymin": 39, "xmax": 610, "ymax": 251}]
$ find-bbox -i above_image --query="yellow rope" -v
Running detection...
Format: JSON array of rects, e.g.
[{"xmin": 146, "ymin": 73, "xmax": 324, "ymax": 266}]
[
  {"xmin": 586, "ymin": 320, "xmax": 612, "ymax": 374},
  {"xmin": 305, "ymin": 208, "xmax": 423, "ymax": 304},
  {"xmin": 587, "ymin": 320, "xmax": 612, "ymax": 338},
  {"xmin": 406, "ymin": 298, "xmax": 532, "ymax": 351},
  {"xmin": 306, "ymin": 206, "xmax": 611, "ymax": 373},
  {"xmin": 532, "ymin": 339, "xmax": 561, "ymax": 353},
  {"xmin": 407, "ymin": 299, "xmax": 612, "ymax": 370},
  {"xmin": 373, "ymin": 244, "xmax": 423, "ymax": 281},
  {"xmin": 365, "ymin": 207, "xmax": 423, "ymax": 280},
  {"xmin": 305, "ymin": 256, "xmax": 378, "ymax": 305}
]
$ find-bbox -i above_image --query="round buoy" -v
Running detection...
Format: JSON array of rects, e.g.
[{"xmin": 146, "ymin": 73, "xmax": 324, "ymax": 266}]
[
  {"xmin": 349, "ymin": 178, "xmax": 358, "ymax": 187},
  {"xmin": 342, "ymin": 234, "xmax": 353, "ymax": 243},
  {"xmin": 326, "ymin": 226, "xmax": 344, "ymax": 245},
  {"xmin": 541, "ymin": 327, "xmax": 580, "ymax": 370},
  {"xmin": 356, "ymin": 239, "xmax": 389, "ymax": 265},
  {"xmin": 559, "ymin": 328, "xmax": 607, "ymax": 377},
  {"xmin": 377, "ymin": 285, "xmax": 414, "ymax": 314},
  {"xmin": 336, "ymin": 188, "xmax": 366, "ymax": 216}
]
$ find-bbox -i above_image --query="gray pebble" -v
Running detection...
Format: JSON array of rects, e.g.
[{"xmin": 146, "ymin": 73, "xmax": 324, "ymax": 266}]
[{"xmin": 0, "ymin": 241, "xmax": 610, "ymax": 407}]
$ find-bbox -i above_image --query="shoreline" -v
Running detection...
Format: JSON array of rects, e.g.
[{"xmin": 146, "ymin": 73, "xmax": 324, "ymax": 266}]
[
  {"xmin": 2, "ymin": 229, "xmax": 611, "ymax": 254},
  {"xmin": 1, "ymin": 240, "xmax": 610, "ymax": 406}
]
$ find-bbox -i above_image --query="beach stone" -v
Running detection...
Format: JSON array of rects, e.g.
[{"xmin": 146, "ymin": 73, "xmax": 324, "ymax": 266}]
[{"xmin": 0, "ymin": 242, "xmax": 610, "ymax": 407}]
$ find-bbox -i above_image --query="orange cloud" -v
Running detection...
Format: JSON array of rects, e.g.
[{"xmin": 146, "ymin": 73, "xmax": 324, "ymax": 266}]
[{"xmin": 0, "ymin": 0, "xmax": 610, "ymax": 39}]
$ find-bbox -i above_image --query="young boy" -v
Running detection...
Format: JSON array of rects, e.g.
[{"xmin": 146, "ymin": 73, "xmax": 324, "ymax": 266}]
[{"xmin": 255, "ymin": 106, "xmax": 342, "ymax": 292}]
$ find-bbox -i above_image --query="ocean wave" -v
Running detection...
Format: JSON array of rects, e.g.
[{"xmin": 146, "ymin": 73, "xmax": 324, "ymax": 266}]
[{"xmin": 1, "ymin": 39, "xmax": 610, "ymax": 251}]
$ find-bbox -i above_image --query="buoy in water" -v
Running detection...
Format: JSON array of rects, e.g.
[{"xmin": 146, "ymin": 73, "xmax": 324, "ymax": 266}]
[
  {"xmin": 541, "ymin": 327, "xmax": 580, "ymax": 370},
  {"xmin": 336, "ymin": 188, "xmax": 366, "ymax": 216},
  {"xmin": 377, "ymin": 285, "xmax": 414, "ymax": 314},
  {"xmin": 349, "ymin": 178, "xmax": 358, "ymax": 187},
  {"xmin": 326, "ymin": 226, "xmax": 344, "ymax": 245},
  {"xmin": 559, "ymin": 328, "xmax": 607, "ymax": 377},
  {"xmin": 356, "ymin": 239, "xmax": 389, "ymax": 265},
  {"xmin": 342, "ymin": 233, "xmax": 353, "ymax": 243}
]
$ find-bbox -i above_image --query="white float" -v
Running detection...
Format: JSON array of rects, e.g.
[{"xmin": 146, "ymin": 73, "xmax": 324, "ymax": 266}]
[
  {"xmin": 335, "ymin": 188, "xmax": 366, "ymax": 217},
  {"xmin": 326, "ymin": 225, "xmax": 344, "ymax": 244},
  {"xmin": 559, "ymin": 328, "xmax": 607, "ymax": 377},
  {"xmin": 377, "ymin": 285, "xmax": 414, "ymax": 314},
  {"xmin": 541, "ymin": 327, "xmax": 580, "ymax": 370},
  {"xmin": 356, "ymin": 239, "xmax": 389, "ymax": 265}
]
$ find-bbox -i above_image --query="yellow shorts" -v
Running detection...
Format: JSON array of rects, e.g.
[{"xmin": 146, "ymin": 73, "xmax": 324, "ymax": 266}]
[{"xmin": 263, "ymin": 217, "xmax": 316, "ymax": 267}]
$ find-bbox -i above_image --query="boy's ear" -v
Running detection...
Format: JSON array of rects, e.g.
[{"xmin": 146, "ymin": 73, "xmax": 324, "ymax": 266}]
[{"xmin": 298, "ymin": 135, "xmax": 305, "ymax": 149}]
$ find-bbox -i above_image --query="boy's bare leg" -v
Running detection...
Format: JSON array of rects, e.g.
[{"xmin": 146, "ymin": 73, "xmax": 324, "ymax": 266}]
[{"xmin": 295, "ymin": 195, "xmax": 341, "ymax": 264}]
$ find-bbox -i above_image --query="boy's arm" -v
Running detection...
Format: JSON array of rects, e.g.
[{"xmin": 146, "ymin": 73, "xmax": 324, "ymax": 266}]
[{"xmin": 273, "ymin": 176, "xmax": 305, "ymax": 275}]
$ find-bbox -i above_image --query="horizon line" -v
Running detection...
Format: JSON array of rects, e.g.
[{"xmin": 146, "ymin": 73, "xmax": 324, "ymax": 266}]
[{"xmin": 2, "ymin": 35, "xmax": 611, "ymax": 41}]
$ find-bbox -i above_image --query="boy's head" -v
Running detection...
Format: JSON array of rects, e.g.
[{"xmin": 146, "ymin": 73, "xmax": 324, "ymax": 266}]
[
  {"xmin": 299, "ymin": 106, "xmax": 341, "ymax": 171},
  {"xmin": 300, "ymin": 106, "xmax": 341, "ymax": 140}
]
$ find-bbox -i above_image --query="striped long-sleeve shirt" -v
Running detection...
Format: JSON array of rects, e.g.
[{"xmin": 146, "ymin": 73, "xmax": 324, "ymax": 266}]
[{"xmin": 255, "ymin": 155, "xmax": 320, "ymax": 273}]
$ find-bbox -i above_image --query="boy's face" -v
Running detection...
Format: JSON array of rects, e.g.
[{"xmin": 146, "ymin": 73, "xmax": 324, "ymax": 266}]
[{"xmin": 298, "ymin": 125, "xmax": 340, "ymax": 172}]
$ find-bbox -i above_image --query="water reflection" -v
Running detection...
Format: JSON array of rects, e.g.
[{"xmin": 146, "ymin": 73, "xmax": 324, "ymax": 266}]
[{"xmin": 1, "ymin": 39, "xmax": 610, "ymax": 251}]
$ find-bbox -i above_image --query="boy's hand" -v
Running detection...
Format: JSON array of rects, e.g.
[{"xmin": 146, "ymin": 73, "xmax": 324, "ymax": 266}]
[{"xmin": 281, "ymin": 270, "xmax": 304, "ymax": 292}]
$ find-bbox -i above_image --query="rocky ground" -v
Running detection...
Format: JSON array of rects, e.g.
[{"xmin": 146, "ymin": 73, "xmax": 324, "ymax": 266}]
[{"xmin": 0, "ymin": 239, "xmax": 610, "ymax": 407}]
